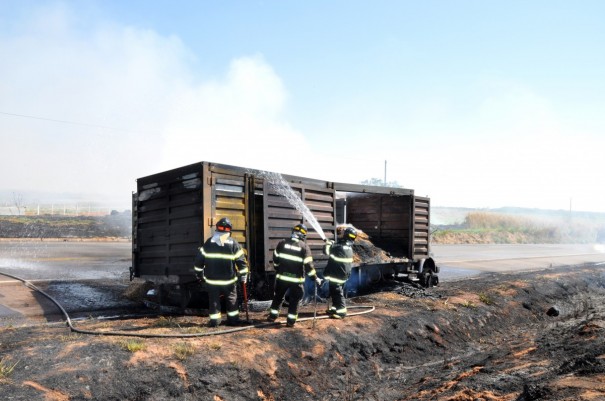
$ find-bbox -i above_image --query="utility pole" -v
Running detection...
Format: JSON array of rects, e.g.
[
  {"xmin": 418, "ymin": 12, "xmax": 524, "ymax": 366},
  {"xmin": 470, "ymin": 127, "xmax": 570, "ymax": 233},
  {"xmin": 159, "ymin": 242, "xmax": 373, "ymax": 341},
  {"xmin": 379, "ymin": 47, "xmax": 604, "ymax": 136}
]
[{"xmin": 384, "ymin": 160, "xmax": 387, "ymax": 186}]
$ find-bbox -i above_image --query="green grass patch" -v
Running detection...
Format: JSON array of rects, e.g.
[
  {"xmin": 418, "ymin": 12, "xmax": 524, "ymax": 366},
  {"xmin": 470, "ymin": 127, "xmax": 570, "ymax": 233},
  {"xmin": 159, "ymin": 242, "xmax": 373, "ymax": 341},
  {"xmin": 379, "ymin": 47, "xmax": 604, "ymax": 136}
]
[{"xmin": 120, "ymin": 339, "xmax": 147, "ymax": 352}]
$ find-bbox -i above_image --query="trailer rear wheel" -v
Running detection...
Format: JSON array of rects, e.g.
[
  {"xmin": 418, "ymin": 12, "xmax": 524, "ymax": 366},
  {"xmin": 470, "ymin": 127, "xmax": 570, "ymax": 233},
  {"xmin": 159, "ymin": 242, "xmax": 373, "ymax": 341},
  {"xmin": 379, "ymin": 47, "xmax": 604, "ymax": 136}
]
[
  {"xmin": 422, "ymin": 271, "xmax": 434, "ymax": 288},
  {"xmin": 419, "ymin": 257, "xmax": 438, "ymax": 288}
]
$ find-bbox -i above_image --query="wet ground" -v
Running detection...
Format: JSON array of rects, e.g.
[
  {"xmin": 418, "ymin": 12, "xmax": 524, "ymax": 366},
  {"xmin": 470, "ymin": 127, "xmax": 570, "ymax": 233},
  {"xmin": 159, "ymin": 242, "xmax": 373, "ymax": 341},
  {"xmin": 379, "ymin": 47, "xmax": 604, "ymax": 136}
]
[
  {"xmin": 2, "ymin": 240, "xmax": 604, "ymax": 282},
  {"xmin": 0, "ymin": 240, "xmax": 132, "ymax": 282}
]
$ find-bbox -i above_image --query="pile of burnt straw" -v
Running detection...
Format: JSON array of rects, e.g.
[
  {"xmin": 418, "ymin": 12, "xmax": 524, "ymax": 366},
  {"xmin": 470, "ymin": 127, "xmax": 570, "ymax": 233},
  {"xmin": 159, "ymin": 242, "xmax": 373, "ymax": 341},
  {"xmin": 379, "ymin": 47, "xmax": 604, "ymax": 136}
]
[{"xmin": 334, "ymin": 225, "xmax": 397, "ymax": 265}]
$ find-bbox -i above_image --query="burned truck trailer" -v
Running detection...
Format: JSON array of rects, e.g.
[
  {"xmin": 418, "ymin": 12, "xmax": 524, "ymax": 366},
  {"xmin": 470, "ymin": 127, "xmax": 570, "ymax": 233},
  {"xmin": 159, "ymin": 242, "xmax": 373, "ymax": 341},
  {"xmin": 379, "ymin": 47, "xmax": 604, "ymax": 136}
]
[{"xmin": 131, "ymin": 161, "xmax": 438, "ymax": 308}]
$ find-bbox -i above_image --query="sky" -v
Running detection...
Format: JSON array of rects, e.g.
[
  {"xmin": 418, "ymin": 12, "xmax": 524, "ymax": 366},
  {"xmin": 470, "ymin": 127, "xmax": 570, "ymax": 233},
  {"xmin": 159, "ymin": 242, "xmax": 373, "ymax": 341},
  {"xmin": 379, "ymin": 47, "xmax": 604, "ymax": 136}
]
[{"xmin": 1, "ymin": 1, "xmax": 604, "ymax": 212}]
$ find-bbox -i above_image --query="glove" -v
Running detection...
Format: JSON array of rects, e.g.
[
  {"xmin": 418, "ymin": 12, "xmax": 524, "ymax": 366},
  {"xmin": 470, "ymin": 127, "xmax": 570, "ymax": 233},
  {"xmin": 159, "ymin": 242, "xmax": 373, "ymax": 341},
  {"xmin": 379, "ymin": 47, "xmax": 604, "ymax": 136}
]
[
  {"xmin": 324, "ymin": 239, "xmax": 334, "ymax": 245},
  {"xmin": 315, "ymin": 277, "xmax": 323, "ymax": 287},
  {"xmin": 240, "ymin": 274, "xmax": 248, "ymax": 284}
]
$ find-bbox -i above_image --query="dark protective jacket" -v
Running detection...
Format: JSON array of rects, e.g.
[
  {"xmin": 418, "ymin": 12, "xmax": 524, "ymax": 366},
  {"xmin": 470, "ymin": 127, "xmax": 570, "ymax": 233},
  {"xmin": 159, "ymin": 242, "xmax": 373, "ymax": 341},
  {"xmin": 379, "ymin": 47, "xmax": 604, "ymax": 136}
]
[
  {"xmin": 193, "ymin": 236, "xmax": 249, "ymax": 285},
  {"xmin": 272, "ymin": 237, "xmax": 318, "ymax": 283},
  {"xmin": 323, "ymin": 239, "xmax": 354, "ymax": 284}
]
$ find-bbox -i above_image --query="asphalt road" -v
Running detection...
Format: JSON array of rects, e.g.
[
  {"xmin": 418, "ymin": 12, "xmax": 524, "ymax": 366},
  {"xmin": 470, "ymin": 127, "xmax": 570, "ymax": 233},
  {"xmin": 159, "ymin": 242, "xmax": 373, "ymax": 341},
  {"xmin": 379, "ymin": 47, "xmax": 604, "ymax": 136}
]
[
  {"xmin": 432, "ymin": 243, "xmax": 605, "ymax": 280},
  {"xmin": 0, "ymin": 240, "xmax": 132, "ymax": 282},
  {"xmin": 1, "ymin": 240, "xmax": 605, "ymax": 282}
]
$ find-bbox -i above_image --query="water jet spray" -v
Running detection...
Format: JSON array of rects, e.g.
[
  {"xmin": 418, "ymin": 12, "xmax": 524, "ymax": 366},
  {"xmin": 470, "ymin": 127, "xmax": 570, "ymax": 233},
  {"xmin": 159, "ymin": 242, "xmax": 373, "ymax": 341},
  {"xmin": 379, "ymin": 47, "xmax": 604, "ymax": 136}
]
[{"xmin": 257, "ymin": 171, "xmax": 326, "ymax": 240}]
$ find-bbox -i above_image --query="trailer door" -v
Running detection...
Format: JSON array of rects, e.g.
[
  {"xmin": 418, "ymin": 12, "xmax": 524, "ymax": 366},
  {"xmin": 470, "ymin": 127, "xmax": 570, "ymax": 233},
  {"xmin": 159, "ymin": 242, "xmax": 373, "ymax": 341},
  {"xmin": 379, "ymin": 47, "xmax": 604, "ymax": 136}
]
[{"xmin": 205, "ymin": 164, "xmax": 250, "ymax": 253}]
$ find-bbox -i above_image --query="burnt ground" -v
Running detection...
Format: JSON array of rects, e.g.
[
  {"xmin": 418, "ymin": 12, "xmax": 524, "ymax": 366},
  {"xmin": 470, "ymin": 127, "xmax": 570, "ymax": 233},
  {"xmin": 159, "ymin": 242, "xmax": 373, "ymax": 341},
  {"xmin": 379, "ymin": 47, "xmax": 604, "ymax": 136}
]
[
  {"xmin": 1, "ymin": 264, "xmax": 604, "ymax": 401},
  {"xmin": 0, "ymin": 213, "xmax": 131, "ymax": 239}
]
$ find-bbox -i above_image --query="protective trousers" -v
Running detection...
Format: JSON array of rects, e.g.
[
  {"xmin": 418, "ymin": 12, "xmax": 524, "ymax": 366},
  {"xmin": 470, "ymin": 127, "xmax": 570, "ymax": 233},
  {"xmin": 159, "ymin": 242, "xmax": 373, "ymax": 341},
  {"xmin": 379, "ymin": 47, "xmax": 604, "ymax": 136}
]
[
  {"xmin": 207, "ymin": 283, "xmax": 239, "ymax": 324},
  {"xmin": 328, "ymin": 281, "xmax": 347, "ymax": 318},
  {"xmin": 269, "ymin": 280, "xmax": 304, "ymax": 323}
]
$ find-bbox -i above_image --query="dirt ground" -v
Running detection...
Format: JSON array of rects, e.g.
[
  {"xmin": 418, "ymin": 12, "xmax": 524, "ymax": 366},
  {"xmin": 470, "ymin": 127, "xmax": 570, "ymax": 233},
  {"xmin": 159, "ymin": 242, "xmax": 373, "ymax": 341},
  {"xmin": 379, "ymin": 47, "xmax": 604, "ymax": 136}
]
[{"xmin": 1, "ymin": 263, "xmax": 604, "ymax": 401}]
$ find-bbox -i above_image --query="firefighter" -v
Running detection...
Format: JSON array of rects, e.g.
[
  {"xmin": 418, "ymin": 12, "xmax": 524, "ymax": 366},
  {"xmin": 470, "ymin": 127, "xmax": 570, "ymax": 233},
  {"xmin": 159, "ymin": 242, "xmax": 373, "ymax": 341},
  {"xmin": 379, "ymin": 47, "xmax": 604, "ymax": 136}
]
[
  {"xmin": 193, "ymin": 217, "xmax": 249, "ymax": 327},
  {"xmin": 269, "ymin": 223, "xmax": 322, "ymax": 327},
  {"xmin": 323, "ymin": 226, "xmax": 357, "ymax": 319}
]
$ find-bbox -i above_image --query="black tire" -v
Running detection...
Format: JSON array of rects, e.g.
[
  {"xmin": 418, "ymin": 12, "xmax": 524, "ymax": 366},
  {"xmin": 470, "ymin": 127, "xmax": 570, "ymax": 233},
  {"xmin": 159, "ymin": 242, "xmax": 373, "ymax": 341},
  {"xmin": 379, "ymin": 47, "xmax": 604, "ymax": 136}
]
[{"xmin": 422, "ymin": 271, "xmax": 434, "ymax": 288}]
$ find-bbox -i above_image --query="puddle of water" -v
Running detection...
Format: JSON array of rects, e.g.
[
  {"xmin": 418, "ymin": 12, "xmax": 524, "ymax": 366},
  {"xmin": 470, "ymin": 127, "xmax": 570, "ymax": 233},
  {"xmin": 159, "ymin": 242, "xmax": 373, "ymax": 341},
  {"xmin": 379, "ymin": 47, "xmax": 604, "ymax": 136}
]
[
  {"xmin": 47, "ymin": 282, "xmax": 127, "ymax": 310},
  {"xmin": 439, "ymin": 265, "xmax": 484, "ymax": 281}
]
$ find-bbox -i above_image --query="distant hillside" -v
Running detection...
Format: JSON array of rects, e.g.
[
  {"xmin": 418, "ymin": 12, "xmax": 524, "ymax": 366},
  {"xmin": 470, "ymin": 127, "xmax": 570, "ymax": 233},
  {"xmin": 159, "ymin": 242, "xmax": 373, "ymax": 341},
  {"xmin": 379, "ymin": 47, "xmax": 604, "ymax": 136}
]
[{"xmin": 431, "ymin": 207, "xmax": 605, "ymax": 244}]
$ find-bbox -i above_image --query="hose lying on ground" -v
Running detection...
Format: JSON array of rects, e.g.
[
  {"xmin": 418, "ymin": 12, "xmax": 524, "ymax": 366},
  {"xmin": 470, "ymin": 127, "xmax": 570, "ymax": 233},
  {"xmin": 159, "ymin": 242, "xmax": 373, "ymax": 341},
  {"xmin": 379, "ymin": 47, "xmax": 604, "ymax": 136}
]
[{"xmin": 0, "ymin": 271, "xmax": 375, "ymax": 338}]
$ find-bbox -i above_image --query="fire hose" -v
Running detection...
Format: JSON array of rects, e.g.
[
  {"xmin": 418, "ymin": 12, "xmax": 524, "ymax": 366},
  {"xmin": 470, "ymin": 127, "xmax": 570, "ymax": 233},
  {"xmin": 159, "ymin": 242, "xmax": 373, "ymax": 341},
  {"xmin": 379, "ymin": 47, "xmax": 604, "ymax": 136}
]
[
  {"xmin": 241, "ymin": 279, "xmax": 250, "ymax": 322},
  {"xmin": 312, "ymin": 280, "xmax": 318, "ymax": 329},
  {"xmin": 0, "ymin": 271, "xmax": 375, "ymax": 338}
]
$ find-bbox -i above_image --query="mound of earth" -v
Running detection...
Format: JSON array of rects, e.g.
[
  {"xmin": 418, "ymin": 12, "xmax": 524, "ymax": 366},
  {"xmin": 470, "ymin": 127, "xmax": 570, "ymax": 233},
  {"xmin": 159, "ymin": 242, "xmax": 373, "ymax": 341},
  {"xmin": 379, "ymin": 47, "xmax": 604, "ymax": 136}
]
[{"xmin": 1, "ymin": 263, "xmax": 604, "ymax": 400}]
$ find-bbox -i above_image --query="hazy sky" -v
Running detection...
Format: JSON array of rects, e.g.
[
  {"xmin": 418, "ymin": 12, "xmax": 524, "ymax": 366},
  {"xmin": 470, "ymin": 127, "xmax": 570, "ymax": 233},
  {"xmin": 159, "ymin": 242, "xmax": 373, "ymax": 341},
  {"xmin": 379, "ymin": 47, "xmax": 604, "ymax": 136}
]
[{"xmin": 1, "ymin": 1, "xmax": 604, "ymax": 212}]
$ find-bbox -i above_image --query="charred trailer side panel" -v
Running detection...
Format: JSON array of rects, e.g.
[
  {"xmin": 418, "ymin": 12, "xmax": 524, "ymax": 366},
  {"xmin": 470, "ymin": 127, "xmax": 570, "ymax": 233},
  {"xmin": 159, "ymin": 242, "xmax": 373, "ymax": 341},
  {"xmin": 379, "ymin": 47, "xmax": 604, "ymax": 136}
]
[
  {"xmin": 132, "ymin": 163, "xmax": 209, "ymax": 308},
  {"xmin": 132, "ymin": 164, "xmax": 205, "ymax": 284}
]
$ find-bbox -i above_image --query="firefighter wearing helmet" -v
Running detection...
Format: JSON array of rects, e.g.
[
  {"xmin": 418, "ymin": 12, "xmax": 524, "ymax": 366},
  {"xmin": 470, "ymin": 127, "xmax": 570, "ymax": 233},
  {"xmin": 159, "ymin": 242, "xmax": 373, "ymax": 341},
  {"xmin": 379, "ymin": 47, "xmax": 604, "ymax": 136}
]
[
  {"xmin": 193, "ymin": 217, "xmax": 249, "ymax": 327},
  {"xmin": 323, "ymin": 225, "xmax": 357, "ymax": 319},
  {"xmin": 269, "ymin": 223, "xmax": 322, "ymax": 327}
]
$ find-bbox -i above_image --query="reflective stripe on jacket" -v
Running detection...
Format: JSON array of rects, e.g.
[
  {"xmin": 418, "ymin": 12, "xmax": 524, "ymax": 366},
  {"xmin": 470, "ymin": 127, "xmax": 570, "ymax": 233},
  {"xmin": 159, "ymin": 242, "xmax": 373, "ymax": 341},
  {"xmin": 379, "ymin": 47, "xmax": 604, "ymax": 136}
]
[
  {"xmin": 273, "ymin": 237, "xmax": 317, "ymax": 282},
  {"xmin": 323, "ymin": 239, "xmax": 354, "ymax": 282},
  {"xmin": 193, "ymin": 236, "xmax": 249, "ymax": 285}
]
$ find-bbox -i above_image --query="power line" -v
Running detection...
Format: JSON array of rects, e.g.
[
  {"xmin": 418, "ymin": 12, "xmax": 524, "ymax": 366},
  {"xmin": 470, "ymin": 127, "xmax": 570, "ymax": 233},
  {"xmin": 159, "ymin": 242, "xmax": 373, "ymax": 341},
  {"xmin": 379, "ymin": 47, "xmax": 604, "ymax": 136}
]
[{"xmin": 0, "ymin": 110, "xmax": 159, "ymax": 136}]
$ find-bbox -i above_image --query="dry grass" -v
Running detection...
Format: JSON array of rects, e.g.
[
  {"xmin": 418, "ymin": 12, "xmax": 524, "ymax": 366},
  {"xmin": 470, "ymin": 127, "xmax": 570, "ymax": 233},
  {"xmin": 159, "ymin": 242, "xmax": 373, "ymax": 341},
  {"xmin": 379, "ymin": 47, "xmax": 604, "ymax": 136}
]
[
  {"xmin": 433, "ymin": 210, "xmax": 605, "ymax": 244},
  {"xmin": 0, "ymin": 357, "xmax": 18, "ymax": 382},
  {"xmin": 173, "ymin": 342, "xmax": 195, "ymax": 360}
]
